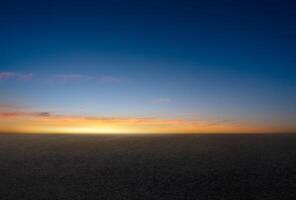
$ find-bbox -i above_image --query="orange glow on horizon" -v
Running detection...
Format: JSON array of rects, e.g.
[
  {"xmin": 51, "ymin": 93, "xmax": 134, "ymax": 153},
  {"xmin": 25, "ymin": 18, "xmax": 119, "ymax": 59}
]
[{"xmin": 0, "ymin": 110, "xmax": 294, "ymax": 134}]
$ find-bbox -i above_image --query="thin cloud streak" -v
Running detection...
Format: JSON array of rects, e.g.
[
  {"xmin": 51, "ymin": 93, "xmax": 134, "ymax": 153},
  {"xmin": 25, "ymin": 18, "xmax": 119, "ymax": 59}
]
[
  {"xmin": 0, "ymin": 111, "xmax": 53, "ymax": 118},
  {"xmin": 207, "ymin": 119, "xmax": 237, "ymax": 126},
  {"xmin": 0, "ymin": 72, "xmax": 33, "ymax": 80},
  {"xmin": 0, "ymin": 104, "xmax": 21, "ymax": 110},
  {"xmin": 51, "ymin": 74, "xmax": 121, "ymax": 83},
  {"xmin": 53, "ymin": 74, "xmax": 93, "ymax": 82},
  {"xmin": 152, "ymin": 98, "xmax": 172, "ymax": 104},
  {"xmin": 97, "ymin": 75, "xmax": 121, "ymax": 83},
  {"xmin": 0, "ymin": 72, "xmax": 120, "ymax": 84}
]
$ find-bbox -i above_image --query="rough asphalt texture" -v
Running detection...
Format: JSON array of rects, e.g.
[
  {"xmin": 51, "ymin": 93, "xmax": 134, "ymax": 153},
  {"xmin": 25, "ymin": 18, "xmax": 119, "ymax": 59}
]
[{"xmin": 0, "ymin": 134, "xmax": 295, "ymax": 199}]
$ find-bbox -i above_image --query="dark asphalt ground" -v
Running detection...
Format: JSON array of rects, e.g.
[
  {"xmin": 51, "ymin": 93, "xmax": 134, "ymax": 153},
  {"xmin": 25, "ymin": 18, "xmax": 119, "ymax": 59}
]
[{"xmin": 0, "ymin": 134, "xmax": 295, "ymax": 199}]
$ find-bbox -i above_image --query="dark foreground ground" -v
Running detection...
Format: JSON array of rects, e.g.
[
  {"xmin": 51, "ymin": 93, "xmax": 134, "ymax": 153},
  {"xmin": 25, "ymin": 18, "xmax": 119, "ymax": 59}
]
[{"xmin": 0, "ymin": 134, "xmax": 296, "ymax": 200}]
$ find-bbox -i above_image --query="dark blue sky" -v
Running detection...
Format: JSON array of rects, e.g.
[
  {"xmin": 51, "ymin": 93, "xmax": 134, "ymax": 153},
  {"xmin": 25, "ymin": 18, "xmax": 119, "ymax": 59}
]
[{"xmin": 0, "ymin": 0, "xmax": 295, "ymax": 133}]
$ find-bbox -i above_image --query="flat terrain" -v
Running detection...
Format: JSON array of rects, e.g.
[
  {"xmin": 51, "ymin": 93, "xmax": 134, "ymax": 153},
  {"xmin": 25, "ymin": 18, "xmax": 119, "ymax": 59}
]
[{"xmin": 0, "ymin": 134, "xmax": 295, "ymax": 200}]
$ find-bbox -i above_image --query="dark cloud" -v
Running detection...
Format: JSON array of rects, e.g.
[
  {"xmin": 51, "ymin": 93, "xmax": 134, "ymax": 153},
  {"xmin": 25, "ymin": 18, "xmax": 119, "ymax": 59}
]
[
  {"xmin": 35, "ymin": 112, "xmax": 52, "ymax": 117},
  {"xmin": 207, "ymin": 119, "xmax": 236, "ymax": 126}
]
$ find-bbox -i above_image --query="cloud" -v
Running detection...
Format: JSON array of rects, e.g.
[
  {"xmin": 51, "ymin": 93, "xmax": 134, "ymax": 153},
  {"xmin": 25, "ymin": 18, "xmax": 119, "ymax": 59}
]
[
  {"xmin": 34, "ymin": 112, "xmax": 52, "ymax": 117},
  {"xmin": 0, "ymin": 72, "xmax": 120, "ymax": 84},
  {"xmin": 0, "ymin": 72, "xmax": 14, "ymax": 80},
  {"xmin": 0, "ymin": 104, "xmax": 19, "ymax": 109},
  {"xmin": 152, "ymin": 98, "xmax": 172, "ymax": 104},
  {"xmin": 0, "ymin": 104, "xmax": 26, "ymax": 113},
  {"xmin": 0, "ymin": 72, "xmax": 32, "ymax": 81},
  {"xmin": 51, "ymin": 74, "xmax": 121, "ymax": 83},
  {"xmin": 0, "ymin": 111, "xmax": 53, "ymax": 118},
  {"xmin": 207, "ymin": 119, "xmax": 237, "ymax": 126},
  {"xmin": 53, "ymin": 74, "xmax": 93, "ymax": 82},
  {"xmin": 17, "ymin": 73, "xmax": 33, "ymax": 80},
  {"xmin": 96, "ymin": 75, "xmax": 121, "ymax": 83}
]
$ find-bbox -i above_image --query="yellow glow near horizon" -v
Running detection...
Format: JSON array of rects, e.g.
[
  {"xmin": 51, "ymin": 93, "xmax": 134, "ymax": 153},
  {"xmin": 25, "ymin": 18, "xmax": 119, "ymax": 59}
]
[{"xmin": 0, "ymin": 111, "xmax": 294, "ymax": 134}]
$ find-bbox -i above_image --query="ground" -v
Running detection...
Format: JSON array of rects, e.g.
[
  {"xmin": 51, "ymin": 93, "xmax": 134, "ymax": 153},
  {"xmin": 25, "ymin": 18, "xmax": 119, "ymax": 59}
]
[{"xmin": 0, "ymin": 134, "xmax": 295, "ymax": 199}]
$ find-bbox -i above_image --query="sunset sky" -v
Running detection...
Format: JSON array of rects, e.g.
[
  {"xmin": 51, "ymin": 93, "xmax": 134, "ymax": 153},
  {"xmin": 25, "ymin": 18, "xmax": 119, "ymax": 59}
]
[{"xmin": 1, "ymin": 0, "xmax": 295, "ymax": 134}]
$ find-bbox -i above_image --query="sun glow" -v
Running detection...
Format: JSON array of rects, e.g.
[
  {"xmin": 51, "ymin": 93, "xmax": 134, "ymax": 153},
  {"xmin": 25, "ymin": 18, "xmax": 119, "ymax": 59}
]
[
  {"xmin": 41, "ymin": 126, "xmax": 135, "ymax": 134},
  {"xmin": 0, "ymin": 105, "xmax": 294, "ymax": 134},
  {"xmin": 0, "ymin": 110, "xmax": 293, "ymax": 134}
]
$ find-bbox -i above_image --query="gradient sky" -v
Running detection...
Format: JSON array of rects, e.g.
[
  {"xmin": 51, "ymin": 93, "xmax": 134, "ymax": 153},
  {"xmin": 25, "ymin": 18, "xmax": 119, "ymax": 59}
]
[{"xmin": 1, "ymin": 0, "xmax": 295, "ymax": 133}]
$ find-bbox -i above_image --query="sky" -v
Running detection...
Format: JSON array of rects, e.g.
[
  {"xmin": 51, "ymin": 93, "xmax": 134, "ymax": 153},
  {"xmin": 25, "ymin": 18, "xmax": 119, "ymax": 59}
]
[{"xmin": 0, "ymin": 0, "xmax": 295, "ymax": 134}]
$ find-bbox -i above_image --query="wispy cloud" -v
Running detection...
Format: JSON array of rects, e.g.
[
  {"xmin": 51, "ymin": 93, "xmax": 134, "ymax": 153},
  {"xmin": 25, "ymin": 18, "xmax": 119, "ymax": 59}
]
[
  {"xmin": 0, "ymin": 111, "xmax": 53, "ymax": 118},
  {"xmin": 0, "ymin": 104, "xmax": 19, "ymax": 109},
  {"xmin": 53, "ymin": 74, "xmax": 93, "ymax": 82},
  {"xmin": 51, "ymin": 74, "xmax": 121, "ymax": 84},
  {"xmin": 0, "ymin": 72, "xmax": 120, "ymax": 84},
  {"xmin": 0, "ymin": 72, "xmax": 33, "ymax": 81},
  {"xmin": 152, "ymin": 98, "xmax": 172, "ymax": 104},
  {"xmin": 97, "ymin": 75, "xmax": 121, "ymax": 83},
  {"xmin": 207, "ymin": 119, "xmax": 237, "ymax": 126},
  {"xmin": 0, "ymin": 72, "xmax": 14, "ymax": 80}
]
